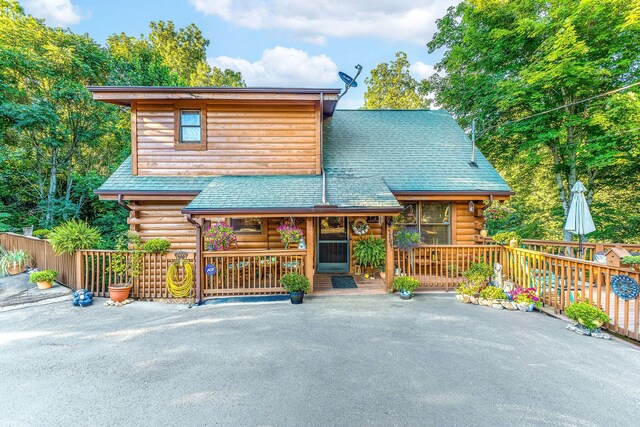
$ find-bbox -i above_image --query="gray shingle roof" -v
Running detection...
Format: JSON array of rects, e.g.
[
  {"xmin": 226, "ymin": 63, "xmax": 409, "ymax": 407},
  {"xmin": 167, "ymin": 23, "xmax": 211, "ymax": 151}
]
[
  {"xmin": 183, "ymin": 175, "xmax": 400, "ymax": 211},
  {"xmin": 323, "ymin": 110, "xmax": 510, "ymax": 192}
]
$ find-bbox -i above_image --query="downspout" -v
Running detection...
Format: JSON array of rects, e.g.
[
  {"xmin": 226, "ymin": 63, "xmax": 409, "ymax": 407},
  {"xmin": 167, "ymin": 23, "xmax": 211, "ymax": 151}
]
[
  {"xmin": 186, "ymin": 214, "xmax": 202, "ymax": 305},
  {"xmin": 117, "ymin": 194, "xmax": 132, "ymax": 211}
]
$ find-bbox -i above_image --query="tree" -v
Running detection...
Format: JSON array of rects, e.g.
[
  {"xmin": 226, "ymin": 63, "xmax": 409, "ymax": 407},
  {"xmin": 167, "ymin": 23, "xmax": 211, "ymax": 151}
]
[
  {"xmin": 428, "ymin": 0, "xmax": 640, "ymax": 241},
  {"xmin": 364, "ymin": 52, "xmax": 429, "ymax": 109}
]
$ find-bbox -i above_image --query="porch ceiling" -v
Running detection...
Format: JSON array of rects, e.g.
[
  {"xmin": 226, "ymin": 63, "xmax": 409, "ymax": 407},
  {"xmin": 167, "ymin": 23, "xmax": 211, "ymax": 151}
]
[{"xmin": 180, "ymin": 174, "xmax": 402, "ymax": 215}]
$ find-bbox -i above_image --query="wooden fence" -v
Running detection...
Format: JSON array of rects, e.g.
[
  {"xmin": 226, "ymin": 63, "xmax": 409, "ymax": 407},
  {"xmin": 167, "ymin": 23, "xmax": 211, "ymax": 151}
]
[
  {"xmin": 394, "ymin": 245, "xmax": 502, "ymax": 291},
  {"xmin": 503, "ymin": 246, "xmax": 640, "ymax": 341},
  {"xmin": 202, "ymin": 249, "xmax": 306, "ymax": 296},
  {"xmin": 0, "ymin": 233, "xmax": 78, "ymax": 288}
]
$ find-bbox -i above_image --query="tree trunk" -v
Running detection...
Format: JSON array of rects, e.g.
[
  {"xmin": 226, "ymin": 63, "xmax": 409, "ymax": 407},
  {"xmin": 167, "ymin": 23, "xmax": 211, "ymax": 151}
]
[{"xmin": 45, "ymin": 149, "xmax": 58, "ymax": 228}]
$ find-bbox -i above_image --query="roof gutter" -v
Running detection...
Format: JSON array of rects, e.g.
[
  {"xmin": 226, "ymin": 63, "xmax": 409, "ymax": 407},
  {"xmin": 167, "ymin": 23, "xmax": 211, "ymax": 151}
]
[
  {"xmin": 181, "ymin": 206, "xmax": 402, "ymax": 216},
  {"xmin": 117, "ymin": 194, "xmax": 132, "ymax": 211}
]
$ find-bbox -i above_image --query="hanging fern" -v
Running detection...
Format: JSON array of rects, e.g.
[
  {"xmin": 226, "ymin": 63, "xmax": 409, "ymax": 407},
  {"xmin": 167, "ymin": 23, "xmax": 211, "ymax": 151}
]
[{"xmin": 353, "ymin": 236, "xmax": 386, "ymax": 269}]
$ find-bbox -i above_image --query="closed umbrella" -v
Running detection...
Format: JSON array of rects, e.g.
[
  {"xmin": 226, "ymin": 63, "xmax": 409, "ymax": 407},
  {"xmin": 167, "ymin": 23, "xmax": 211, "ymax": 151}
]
[{"xmin": 564, "ymin": 181, "xmax": 596, "ymax": 258}]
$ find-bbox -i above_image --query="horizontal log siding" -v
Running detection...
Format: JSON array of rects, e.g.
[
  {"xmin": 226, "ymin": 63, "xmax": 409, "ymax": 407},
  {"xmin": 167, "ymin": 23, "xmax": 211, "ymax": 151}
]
[
  {"xmin": 135, "ymin": 102, "xmax": 320, "ymax": 176},
  {"xmin": 233, "ymin": 219, "xmax": 307, "ymax": 251},
  {"xmin": 128, "ymin": 200, "xmax": 196, "ymax": 251},
  {"xmin": 349, "ymin": 219, "xmax": 383, "ymax": 273},
  {"xmin": 454, "ymin": 202, "xmax": 483, "ymax": 244}
]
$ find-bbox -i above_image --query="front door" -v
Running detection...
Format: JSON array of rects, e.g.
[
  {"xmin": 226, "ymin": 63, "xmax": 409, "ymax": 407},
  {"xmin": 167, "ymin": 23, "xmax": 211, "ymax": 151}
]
[{"xmin": 317, "ymin": 217, "xmax": 350, "ymax": 273}]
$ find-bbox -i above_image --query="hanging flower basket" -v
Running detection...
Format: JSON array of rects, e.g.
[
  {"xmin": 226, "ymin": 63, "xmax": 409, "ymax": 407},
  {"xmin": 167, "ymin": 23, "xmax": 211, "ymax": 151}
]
[
  {"xmin": 276, "ymin": 224, "xmax": 303, "ymax": 249},
  {"xmin": 351, "ymin": 218, "xmax": 370, "ymax": 236}
]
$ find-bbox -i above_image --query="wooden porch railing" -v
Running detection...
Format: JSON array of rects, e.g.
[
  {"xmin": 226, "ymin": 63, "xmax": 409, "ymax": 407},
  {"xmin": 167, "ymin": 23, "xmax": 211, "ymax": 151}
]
[
  {"xmin": 393, "ymin": 245, "xmax": 502, "ymax": 291},
  {"xmin": 503, "ymin": 246, "xmax": 640, "ymax": 341},
  {"xmin": 202, "ymin": 249, "xmax": 306, "ymax": 296}
]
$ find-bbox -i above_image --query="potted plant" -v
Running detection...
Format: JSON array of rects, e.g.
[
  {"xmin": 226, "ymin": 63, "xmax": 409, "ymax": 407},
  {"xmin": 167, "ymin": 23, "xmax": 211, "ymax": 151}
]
[
  {"xmin": 204, "ymin": 222, "xmax": 237, "ymax": 251},
  {"xmin": 109, "ymin": 232, "xmax": 143, "ymax": 302},
  {"xmin": 29, "ymin": 270, "xmax": 58, "ymax": 289},
  {"xmin": 280, "ymin": 272, "xmax": 310, "ymax": 304},
  {"xmin": 352, "ymin": 236, "xmax": 386, "ymax": 277},
  {"xmin": 393, "ymin": 276, "xmax": 421, "ymax": 300},
  {"xmin": 565, "ymin": 302, "xmax": 610, "ymax": 335},
  {"xmin": 0, "ymin": 249, "xmax": 31, "ymax": 275},
  {"xmin": 48, "ymin": 220, "xmax": 102, "ymax": 255},
  {"xmin": 622, "ymin": 255, "xmax": 640, "ymax": 272},
  {"xmin": 394, "ymin": 230, "xmax": 420, "ymax": 275},
  {"xmin": 509, "ymin": 287, "xmax": 540, "ymax": 311},
  {"xmin": 276, "ymin": 224, "xmax": 303, "ymax": 249}
]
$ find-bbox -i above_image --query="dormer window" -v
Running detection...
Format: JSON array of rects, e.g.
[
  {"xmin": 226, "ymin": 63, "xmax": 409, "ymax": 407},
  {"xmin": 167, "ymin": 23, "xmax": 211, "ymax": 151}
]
[{"xmin": 174, "ymin": 106, "xmax": 206, "ymax": 150}]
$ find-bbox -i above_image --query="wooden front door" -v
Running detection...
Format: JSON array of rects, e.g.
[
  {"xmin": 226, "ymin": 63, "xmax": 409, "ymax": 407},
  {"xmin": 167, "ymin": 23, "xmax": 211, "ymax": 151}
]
[{"xmin": 316, "ymin": 217, "xmax": 350, "ymax": 273}]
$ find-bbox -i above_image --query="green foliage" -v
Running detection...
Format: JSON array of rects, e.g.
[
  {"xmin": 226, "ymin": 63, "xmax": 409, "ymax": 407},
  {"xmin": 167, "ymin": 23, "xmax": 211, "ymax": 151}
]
[
  {"xmin": 353, "ymin": 236, "xmax": 386, "ymax": 269},
  {"xmin": 565, "ymin": 302, "xmax": 610, "ymax": 331},
  {"xmin": 32, "ymin": 229, "xmax": 49, "ymax": 239},
  {"xmin": 455, "ymin": 282, "xmax": 481, "ymax": 296},
  {"xmin": 29, "ymin": 269, "xmax": 58, "ymax": 283},
  {"xmin": 492, "ymin": 231, "xmax": 522, "ymax": 247},
  {"xmin": 393, "ymin": 276, "xmax": 421, "ymax": 293},
  {"xmin": 622, "ymin": 256, "xmax": 640, "ymax": 266},
  {"xmin": 280, "ymin": 273, "xmax": 310, "ymax": 293},
  {"xmin": 48, "ymin": 220, "xmax": 101, "ymax": 254},
  {"xmin": 110, "ymin": 232, "xmax": 143, "ymax": 281},
  {"xmin": 143, "ymin": 238, "xmax": 171, "ymax": 254},
  {"xmin": 427, "ymin": 0, "xmax": 640, "ymax": 243},
  {"xmin": 394, "ymin": 229, "xmax": 421, "ymax": 251},
  {"xmin": 0, "ymin": 248, "xmax": 31, "ymax": 274},
  {"xmin": 0, "ymin": 212, "xmax": 11, "ymax": 232},
  {"xmin": 463, "ymin": 262, "xmax": 493, "ymax": 285},
  {"xmin": 364, "ymin": 52, "xmax": 429, "ymax": 109},
  {"xmin": 479, "ymin": 286, "xmax": 506, "ymax": 300}
]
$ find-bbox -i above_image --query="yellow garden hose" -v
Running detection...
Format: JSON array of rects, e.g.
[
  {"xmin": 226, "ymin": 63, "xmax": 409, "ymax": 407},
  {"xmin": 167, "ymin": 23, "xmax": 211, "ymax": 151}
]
[{"xmin": 166, "ymin": 260, "xmax": 194, "ymax": 298}]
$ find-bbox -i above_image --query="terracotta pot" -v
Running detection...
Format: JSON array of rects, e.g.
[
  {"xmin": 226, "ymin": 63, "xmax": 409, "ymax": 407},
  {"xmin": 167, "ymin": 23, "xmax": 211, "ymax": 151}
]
[
  {"xmin": 8, "ymin": 264, "xmax": 24, "ymax": 275},
  {"xmin": 37, "ymin": 281, "xmax": 53, "ymax": 290},
  {"xmin": 109, "ymin": 284, "xmax": 133, "ymax": 302}
]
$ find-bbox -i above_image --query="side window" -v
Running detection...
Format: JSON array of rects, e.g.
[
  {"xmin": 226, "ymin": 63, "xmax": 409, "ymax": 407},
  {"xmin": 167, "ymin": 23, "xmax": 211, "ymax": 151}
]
[
  {"xmin": 230, "ymin": 218, "xmax": 263, "ymax": 234},
  {"xmin": 179, "ymin": 110, "xmax": 201, "ymax": 144}
]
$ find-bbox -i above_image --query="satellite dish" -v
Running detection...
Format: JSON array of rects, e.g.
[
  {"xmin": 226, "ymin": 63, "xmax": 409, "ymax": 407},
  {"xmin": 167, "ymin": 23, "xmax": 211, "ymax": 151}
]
[
  {"xmin": 339, "ymin": 72, "xmax": 358, "ymax": 88},
  {"xmin": 337, "ymin": 64, "xmax": 363, "ymax": 101}
]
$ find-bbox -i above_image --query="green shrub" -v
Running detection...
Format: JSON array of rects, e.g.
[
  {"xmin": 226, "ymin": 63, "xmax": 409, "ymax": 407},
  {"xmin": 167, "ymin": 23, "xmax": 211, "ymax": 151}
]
[
  {"xmin": 48, "ymin": 220, "xmax": 102, "ymax": 254},
  {"xmin": 492, "ymin": 231, "xmax": 522, "ymax": 246},
  {"xmin": 353, "ymin": 236, "xmax": 386, "ymax": 269},
  {"xmin": 29, "ymin": 270, "xmax": 58, "ymax": 283},
  {"xmin": 32, "ymin": 229, "xmax": 50, "ymax": 239},
  {"xmin": 622, "ymin": 255, "xmax": 640, "ymax": 266},
  {"xmin": 456, "ymin": 282, "xmax": 481, "ymax": 296},
  {"xmin": 479, "ymin": 286, "xmax": 506, "ymax": 300},
  {"xmin": 143, "ymin": 238, "xmax": 171, "ymax": 254},
  {"xmin": 565, "ymin": 302, "xmax": 610, "ymax": 331},
  {"xmin": 280, "ymin": 272, "xmax": 310, "ymax": 293},
  {"xmin": 393, "ymin": 276, "xmax": 421, "ymax": 293},
  {"xmin": 111, "ymin": 232, "xmax": 144, "ymax": 281},
  {"xmin": 463, "ymin": 262, "xmax": 493, "ymax": 285}
]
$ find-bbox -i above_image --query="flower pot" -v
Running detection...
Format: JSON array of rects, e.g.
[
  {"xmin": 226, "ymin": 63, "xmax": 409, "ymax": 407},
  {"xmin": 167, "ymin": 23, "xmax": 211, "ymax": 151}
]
[
  {"xmin": 109, "ymin": 284, "xmax": 133, "ymax": 302},
  {"xmin": 399, "ymin": 290, "xmax": 412, "ymax": 300},
  {"xmin": 8, "ymin": 263, "xmax": 24, "ymax": 275},
  {"xmin": 37, "ymin": 281, "xmax": 53, "ymax": 290},
  {"xmin": 289, "ymin": 291, "xmax": 304, "ymax": 304},
  {"xmin": 527, "ymin": 303, "xmax": 535, "ymax": 312}
]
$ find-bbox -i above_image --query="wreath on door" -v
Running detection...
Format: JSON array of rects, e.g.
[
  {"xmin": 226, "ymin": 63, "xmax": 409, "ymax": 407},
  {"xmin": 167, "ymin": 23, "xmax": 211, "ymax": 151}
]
[{"xmin": 351, "ymin": 218, "xmax": 370, "ymax": 235}]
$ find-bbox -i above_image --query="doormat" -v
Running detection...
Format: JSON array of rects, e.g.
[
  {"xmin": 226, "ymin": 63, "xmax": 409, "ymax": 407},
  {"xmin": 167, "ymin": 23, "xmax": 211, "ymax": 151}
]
[{"xmin": 331, "ymin": 276, "xmax": 358, "ymax": 289}]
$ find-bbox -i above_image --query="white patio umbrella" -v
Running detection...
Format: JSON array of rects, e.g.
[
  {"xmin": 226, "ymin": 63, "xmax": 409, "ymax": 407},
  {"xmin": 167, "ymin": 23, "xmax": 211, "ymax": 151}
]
[{"xmin": 564, "ymin": 181, "xmax": 596, "ymax": 258}]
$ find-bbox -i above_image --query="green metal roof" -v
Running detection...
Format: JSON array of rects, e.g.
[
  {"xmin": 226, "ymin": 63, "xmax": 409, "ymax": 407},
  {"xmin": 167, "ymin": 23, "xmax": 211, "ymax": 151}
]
[
  {"xmin": 182, "ymin": 175, "xmax": 400, "ymax": 212},
  {"xmin": 323, "ymin": 110, "xmax": 510, "ymax": 192}
]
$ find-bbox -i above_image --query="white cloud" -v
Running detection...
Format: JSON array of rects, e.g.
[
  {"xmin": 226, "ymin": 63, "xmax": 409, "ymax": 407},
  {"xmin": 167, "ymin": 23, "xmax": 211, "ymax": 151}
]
[
  {"xmin": 210, "ymin": 46, "xmax": 339, "ymax": 87},
  {"xmin": 21, "ymin": 0, "xmax": 87, "ymax": 26},
  {"xmin": 410, "ymin": 61, "xmax": 436, "ymax": 81},
  {"xmin": 190, "ymin": 0, "xmax": 458, "ymax": 45}
]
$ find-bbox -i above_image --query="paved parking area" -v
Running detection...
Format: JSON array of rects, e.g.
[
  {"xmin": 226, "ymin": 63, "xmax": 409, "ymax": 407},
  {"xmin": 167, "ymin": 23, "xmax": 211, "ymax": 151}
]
[{"xmin": 0, "ymin": 293, "xmax": 639, "ymax": 426}]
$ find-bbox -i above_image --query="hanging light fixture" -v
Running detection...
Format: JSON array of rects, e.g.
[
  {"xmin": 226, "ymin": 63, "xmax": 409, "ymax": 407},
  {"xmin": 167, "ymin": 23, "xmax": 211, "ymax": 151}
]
[{"xmin": 468, "ymin": 201, "xmax": 475, "ymax": 213}]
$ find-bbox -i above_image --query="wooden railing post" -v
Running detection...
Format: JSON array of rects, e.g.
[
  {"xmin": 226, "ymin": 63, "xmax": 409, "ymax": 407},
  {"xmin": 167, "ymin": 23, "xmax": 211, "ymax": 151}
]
[
  {"xmin": 74, "ymin": 251, "xmax": 83, "ymax": 291},
  {"xmin": 305, "ymin": 218, "xmax": 314, "ymax": 293},
  {"xmin": 384, "ymin": 218, "xmax": 394, "ymax": 291}
]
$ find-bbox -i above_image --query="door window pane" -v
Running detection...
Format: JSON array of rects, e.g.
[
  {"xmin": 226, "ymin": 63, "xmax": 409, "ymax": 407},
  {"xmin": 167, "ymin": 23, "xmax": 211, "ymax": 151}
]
[{"xmin": 319, "ymin": 217, "xmax": 347, "ymax": 240}]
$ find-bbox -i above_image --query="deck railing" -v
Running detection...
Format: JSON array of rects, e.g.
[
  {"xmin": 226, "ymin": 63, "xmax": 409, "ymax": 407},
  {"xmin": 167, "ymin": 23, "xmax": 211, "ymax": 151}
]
[
  {"xmin": 483, "ymin": 237, "xmax": 640, "ymax": 261},
  {"xmin": 394, "ymin": 245, "xmax": 502, "ymax": 291},
  {"xmin": 503, "ymin": 246, "xmax": 640, "ymax": 341},
  {"xmin": 202, "ymin": 249, "xmax": 306, "ymax": 296}
]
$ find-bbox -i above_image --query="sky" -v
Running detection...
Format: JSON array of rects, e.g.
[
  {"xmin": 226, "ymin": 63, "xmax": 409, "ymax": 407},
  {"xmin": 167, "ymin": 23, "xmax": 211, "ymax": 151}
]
[{"xmin": 18, "ymin": 0, "xmax": 458, "ymax": 108}]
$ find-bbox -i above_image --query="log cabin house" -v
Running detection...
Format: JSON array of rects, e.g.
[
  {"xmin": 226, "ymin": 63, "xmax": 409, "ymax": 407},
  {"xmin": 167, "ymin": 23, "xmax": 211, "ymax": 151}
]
[{"xmin": 89, "ymin": 86, "xmax": 511, "ymax": 301}]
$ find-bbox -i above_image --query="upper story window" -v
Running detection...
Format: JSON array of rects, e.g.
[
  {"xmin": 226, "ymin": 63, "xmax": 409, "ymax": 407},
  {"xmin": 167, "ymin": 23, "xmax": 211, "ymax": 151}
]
[{"xmin": 175, "ymin": 107, "xmax": 206, "ymax": 150}]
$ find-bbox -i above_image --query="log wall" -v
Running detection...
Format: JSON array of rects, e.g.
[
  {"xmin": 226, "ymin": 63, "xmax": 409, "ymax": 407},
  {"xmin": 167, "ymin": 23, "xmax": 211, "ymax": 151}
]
[
  {"xmin": 128, "ymin": 200, "xmax": 196, "ymax": 251},
  {"xmin": 134, "ymin": 101, "xmax": 320, "ymax": 176}
]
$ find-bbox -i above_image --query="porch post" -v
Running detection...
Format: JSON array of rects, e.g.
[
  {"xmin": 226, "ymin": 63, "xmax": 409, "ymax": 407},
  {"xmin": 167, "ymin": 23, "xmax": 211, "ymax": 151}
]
[
  {"xmin": 305, "ymin": 218, "xmax": 315, "ymax": 293},
  {"xmin": 195, "ymin": 222, "xmax": 202, "ymax": 303},
  {"xmin": 384, "ymin": 217, "xmax": 394, "ymax": 291}
]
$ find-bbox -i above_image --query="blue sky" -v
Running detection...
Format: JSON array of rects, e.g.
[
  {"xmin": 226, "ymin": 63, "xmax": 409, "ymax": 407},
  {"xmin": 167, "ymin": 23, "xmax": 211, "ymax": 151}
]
[{"xmin": 19, "ymin": 0, "xmax": 458, "ymax": 108}]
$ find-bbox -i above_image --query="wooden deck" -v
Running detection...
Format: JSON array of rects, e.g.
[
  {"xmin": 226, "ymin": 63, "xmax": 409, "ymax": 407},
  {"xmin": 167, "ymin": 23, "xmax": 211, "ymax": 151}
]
[{"xmin": 313, "ymin": 274, "xmax": 387, "ymax": 296}]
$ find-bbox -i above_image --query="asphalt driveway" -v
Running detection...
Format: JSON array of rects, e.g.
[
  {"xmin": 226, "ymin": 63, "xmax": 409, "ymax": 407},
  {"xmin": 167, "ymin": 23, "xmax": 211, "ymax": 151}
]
[{"xmin": 0, "ymin": 294, "xmax": 638, "ymax": 426}]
